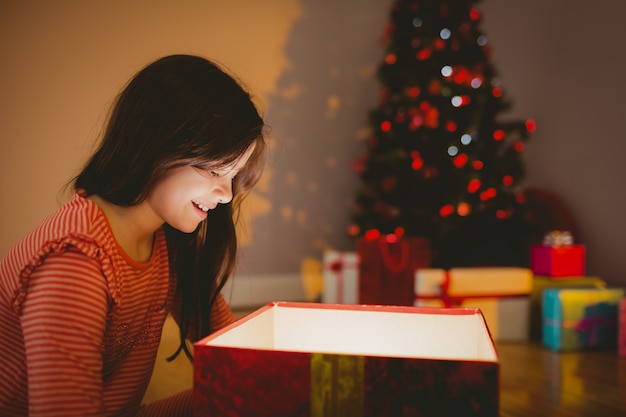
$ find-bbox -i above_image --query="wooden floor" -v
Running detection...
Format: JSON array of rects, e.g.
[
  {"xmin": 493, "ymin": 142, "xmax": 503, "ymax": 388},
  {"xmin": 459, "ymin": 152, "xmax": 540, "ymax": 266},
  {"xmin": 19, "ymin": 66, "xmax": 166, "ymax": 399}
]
[{"xmin": 497, "ymin": 342, "xmax": 626, "ymax": 416}]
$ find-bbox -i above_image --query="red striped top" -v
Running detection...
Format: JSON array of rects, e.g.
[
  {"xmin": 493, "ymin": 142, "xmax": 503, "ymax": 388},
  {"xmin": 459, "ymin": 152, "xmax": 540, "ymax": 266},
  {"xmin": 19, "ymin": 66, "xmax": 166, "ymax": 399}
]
[{"xmin": 0, "ymin": 193, "xmax": 235, "ymax": 416}]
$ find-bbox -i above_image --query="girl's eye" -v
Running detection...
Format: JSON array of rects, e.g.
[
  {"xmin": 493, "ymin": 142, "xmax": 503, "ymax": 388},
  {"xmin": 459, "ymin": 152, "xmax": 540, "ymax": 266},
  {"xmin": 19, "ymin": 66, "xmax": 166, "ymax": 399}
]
[{"xmin": 209, "ymin": 171, "xmax": 220, "ymax": 177}]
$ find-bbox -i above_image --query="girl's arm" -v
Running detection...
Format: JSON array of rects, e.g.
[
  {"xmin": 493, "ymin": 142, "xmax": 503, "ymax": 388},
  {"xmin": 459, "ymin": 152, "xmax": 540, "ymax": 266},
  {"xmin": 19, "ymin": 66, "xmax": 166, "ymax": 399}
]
[{"xmin": 21, "ymin": 248, "xmax": 108, "ymax": 417}]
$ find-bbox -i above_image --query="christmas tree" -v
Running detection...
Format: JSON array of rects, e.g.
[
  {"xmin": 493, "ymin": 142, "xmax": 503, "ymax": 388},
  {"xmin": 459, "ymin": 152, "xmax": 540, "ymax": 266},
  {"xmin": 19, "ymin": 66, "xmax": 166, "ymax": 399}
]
[{"xmin": 350, "ymin": 0, "xmax": 536, "ymax": 268}]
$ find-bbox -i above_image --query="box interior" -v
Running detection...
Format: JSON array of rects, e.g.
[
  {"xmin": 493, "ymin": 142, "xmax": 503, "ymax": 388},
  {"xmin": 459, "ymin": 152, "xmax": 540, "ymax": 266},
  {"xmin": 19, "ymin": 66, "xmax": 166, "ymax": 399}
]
[{"xmin": 202, "ymin": 304, "xmax": 498, "ymax": 362}]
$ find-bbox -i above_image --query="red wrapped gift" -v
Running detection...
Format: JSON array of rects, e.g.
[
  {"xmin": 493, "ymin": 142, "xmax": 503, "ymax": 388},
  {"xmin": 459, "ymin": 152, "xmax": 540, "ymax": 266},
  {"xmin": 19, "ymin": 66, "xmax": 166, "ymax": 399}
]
[
  {"xmin": 530, "ymin": 244, "xmax": 585, "ymax": 277},
  {"xmin": 193, "ymin": 302, "xmax": 499, "ymax": 417},
  {"xmin": 357, "ymin": 235, "xmax": 430, "ymax": 306},
  {"xmin": 618, "ymin": 298, "xmax": 626, "ymax": 358}
]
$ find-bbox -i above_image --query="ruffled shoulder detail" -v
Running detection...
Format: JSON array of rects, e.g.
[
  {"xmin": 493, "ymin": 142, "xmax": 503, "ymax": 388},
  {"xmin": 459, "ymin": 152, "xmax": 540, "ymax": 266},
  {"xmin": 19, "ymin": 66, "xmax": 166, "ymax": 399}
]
[
  {"xmin": 11, "ymin": 233, "xmax": 119, "ymax": 316},
  {"xmin": 7, "ymin": 193, "xmax": 121, "ymax": 316}
]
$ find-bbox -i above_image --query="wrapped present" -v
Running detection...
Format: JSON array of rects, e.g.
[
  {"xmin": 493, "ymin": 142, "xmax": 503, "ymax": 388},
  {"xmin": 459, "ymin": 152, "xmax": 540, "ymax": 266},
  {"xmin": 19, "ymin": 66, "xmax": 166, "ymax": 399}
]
[
  {"xmin": 618, "ymin": 298, "xmax": 626, "ymax": 358},
  {"xmin": 542, "ymin": 288, "xmax": 624, "ymax": 351},
  {"xmin": 193, "ymin": 302, "xmax": 499, "ymax": 417},
  {"xmin": 530, "ymin": 230, "xmax": 585, "ymax": 277},
  {"xmin": 414, "ymin": 267, "xmax": 532, "ymax": 341},
  {"xmin": 357, "ymin": 235, "xmax": 430, "ymax": 306},
  {"xmin": 529, "ymin": 276, "xmax": 605, "ymax": 341},
  {"xmin": 322, "ymin": 251, "xmax": 359, "ymax": 304}
]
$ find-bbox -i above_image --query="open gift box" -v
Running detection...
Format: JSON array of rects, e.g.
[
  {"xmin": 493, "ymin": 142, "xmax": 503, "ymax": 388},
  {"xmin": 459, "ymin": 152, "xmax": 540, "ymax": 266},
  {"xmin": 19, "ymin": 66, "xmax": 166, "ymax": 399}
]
[{"xmin": 193, "ymin": 302, "xmax": 499, "ymax": 417}]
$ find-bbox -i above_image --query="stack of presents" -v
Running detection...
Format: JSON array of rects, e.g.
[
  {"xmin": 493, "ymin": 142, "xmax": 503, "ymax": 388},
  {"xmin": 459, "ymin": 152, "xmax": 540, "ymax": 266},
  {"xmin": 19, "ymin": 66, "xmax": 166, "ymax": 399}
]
[
  {"xmin": 191, "ymin": 231, "xmax": 625, "ymax": 415},
  {"xmin": 322, "ymin": 231, "xmax": 626, "ymax": 354}
]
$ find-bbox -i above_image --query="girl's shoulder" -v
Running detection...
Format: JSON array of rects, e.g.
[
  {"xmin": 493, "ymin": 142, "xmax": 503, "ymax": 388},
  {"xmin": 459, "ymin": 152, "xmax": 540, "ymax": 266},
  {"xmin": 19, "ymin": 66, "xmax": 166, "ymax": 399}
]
[{"xmin": 1, "ymin": 193, "xmax": 121, "ymax": 315}]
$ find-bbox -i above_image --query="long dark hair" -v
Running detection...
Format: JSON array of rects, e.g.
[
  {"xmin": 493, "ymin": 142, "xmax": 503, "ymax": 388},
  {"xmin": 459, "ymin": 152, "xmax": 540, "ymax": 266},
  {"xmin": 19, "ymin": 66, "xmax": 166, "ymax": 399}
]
[{"xmin": 74, "ymin": 54, "xmax": 266, "ymax": 360}]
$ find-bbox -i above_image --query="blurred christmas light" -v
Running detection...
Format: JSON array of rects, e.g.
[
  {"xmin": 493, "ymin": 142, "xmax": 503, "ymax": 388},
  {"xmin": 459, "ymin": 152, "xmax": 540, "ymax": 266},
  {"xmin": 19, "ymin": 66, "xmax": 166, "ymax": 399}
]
[
  {"xmin": 348, "ymin": 224, "xmax": 360, "ymax": 236},
  {"xmin": 470, "ymin": 77, "xmax": 483, "ymax": 88},
  {"xmin": 502, "ymin": 175, "xmax": 514, "ymax": 186},
  {"xmin": 447, "ymin": 145, "xmax": 459, "ymax": 156},
  {"xmin": 451, "ymin": 96, "xmax": 463, "ymax": 107},
  {"xmin": 492, "ymin": 87, "xmax": 503, "ymax": 98},
  {"xmin": 385, "ymin": 233, "xmax": 398, "ymax": 243},
  {"xmin": 440, "ymin": 28, "xmax": 451, "ymax": 39},
  {"xmin": 394, "ymin": 227, "xmax": 405, "ymax": 237},
  {"xmin": 461, "ymin": 133, "xmax": 472, "ymax": 145},
  {"xmin": 477, "ymin": 35, "xmax": 488, "ymax": 46},
  {"xmin": 441, "ymin": 66, "xmax": 453, "ymax": 77},
  {"xmin": 469, "ymin": 8, "xmax": 480, "ymax": 21},
  {"xmin": 453, "ymin": 153, "xmax": 468, "ymax": 168},
  {"xmin": 385, "ymin": 53, "xmax": 397, "ymax": 65},
  {"xmin": 445, "ymin": 121, "xmax": 457, "ymax": 131},
  {"xmin": 457, "ymin": 202, "xmax": 470, "ymax": 216},
  {"xmin": 473, "ymin": 160, "xmax": 484, "ymax": 170},
  {"xmin": 526, "ymin": 118, "xmax": 537, "ymax": 132},
  {"xmin": 493, "ymin": 130, "xmax": 505, "ymax": 141},
  {"xmin": 513, "ymin": 141, "xmax": 525, "ymax": 152},
  {"xmin": 381, "ymin": 120, "xmax": 392, "ymax": 132},
  {"xmin": 408, "ymin": 86, "xmax": 420, "ymax": 97},
  {"xmin": 412, "ymin": 17, "xmax": 423, "ymax": 27},
  {"xmin": 496, "ymin": 209, "xmax": 508, "ymax": 219},
  {"xmin": 364, "ymin": 229, "xmax": 381, "ymax": 241},
  {"xmin": 416, "ymin": 49, "xmax": 431, "ymax": 60},
  {"xmin": 439, "ymin": 204, "xmax": 454, "ymax": 217},
  {"xmin": 467, "ymin": 178, "xmax": 481, "ymax": 193}
]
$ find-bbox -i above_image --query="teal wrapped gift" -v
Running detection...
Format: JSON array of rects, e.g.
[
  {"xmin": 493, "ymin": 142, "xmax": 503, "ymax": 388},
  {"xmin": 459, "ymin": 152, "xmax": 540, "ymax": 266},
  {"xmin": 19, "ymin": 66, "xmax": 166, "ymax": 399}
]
[{"xmin": 543, "ymin": 287, "xmax": 624, "ymax": 351}]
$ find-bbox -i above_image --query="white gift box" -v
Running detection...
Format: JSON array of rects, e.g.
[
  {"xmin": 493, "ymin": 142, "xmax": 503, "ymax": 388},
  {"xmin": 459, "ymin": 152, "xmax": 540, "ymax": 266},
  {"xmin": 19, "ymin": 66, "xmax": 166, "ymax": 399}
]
[
  {"xmin": 415, "ymin": 267, "xmax": 532, "ymax": 342},
  {"xmin": 322, "ymin": 251, "xmax": 359, "ymax": 304}
]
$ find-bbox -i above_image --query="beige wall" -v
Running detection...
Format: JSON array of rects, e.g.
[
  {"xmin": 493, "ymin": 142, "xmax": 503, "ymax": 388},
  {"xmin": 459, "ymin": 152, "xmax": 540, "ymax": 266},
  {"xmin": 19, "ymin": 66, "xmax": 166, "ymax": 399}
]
[{"xmin": 0, "ymin": 0, "xmax": 301, "ymax": 256}]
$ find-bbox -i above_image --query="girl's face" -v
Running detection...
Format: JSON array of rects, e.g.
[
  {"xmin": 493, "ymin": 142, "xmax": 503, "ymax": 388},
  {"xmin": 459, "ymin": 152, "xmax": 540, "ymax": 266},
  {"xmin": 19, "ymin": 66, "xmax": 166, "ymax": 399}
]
[{"xmin": 147, "ymin": 144, "xmax": 255, "ymax": 233}]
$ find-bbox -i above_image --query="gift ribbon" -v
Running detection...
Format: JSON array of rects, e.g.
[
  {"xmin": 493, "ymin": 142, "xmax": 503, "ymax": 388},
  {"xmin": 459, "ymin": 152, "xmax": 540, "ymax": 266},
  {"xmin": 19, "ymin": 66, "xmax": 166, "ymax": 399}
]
[
  {"xmin": 325, "ymin": 255, "xmax": 358, "ymax": 304},
  {"xmin": 311, "ymin": 353, "xmax": 364, "ymax": 417},
  {"xmin": 378, "ymin": 239, "xmax": 410, "ymax": 274},
  {"xmin": 414, "ymin": 270, "xmax": 528, "ymax": 308}
]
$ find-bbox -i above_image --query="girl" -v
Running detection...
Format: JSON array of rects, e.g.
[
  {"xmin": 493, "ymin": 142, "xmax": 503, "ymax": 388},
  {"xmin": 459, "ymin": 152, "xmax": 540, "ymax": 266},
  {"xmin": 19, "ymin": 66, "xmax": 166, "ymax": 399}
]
[{"xmin": 0, "ymin": 54, "xmax": 267, "ymax": 416}]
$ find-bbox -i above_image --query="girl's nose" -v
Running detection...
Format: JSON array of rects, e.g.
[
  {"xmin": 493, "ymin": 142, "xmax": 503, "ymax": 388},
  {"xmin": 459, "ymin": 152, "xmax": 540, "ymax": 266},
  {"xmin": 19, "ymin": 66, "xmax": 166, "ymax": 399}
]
[{"xmin": 216, "ymin": 177, "xmax": 233, "ymax": 204}]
